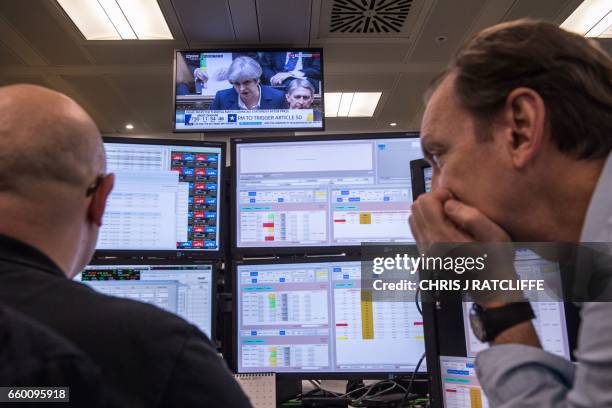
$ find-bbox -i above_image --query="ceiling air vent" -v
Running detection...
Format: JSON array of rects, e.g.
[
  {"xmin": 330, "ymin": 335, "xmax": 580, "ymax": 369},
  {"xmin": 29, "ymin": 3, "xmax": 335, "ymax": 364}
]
[{"xmin": 330, "ymin": 0, "xmax": 413, "ymax": 33}]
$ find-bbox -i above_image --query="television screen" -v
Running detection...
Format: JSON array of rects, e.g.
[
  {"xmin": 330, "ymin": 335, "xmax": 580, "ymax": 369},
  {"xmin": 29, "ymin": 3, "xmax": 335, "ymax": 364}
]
[
  {"xmin": 97, "ymin": 139, "xmax": 223, "ymax": 252},
  {"xmin": 174, "ymin": 49, "xmax": 324, "ymax": 131},
  {"xmin": 234, "ymin": 135, "xmax": 423, "ymax": 250}
]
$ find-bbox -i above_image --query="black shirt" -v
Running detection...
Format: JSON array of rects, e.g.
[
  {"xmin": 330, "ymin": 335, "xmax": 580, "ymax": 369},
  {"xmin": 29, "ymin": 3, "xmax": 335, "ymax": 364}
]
[
  {"xmin": 0, "ymin": 235, "xmax": 251, "ymax": 408},
  {"xmin": 0, "ymin": 303, "xmax": 105, "ymax": 407}
]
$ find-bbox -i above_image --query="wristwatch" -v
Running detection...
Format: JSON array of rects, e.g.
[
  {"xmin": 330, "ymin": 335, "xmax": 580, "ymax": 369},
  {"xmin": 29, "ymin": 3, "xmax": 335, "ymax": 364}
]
[{"xmin": 469, "ymin": 302, "xmax": 535, "ymax": 342}]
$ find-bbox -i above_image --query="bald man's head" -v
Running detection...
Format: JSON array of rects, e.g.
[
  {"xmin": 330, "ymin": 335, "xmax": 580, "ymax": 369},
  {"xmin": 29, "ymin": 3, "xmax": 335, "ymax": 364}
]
[
  {"xmin": 0, "ymin": 84, "xmax": 114, "ymax": 276},
  {"xmin": 0, "ymin": 84, "xmax": 104, "ymax": 197}
]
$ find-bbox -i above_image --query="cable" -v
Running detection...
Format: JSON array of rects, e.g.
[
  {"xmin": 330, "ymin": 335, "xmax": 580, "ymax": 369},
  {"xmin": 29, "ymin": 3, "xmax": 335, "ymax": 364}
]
[
  {"xmin": 400, "ymin": 352, "xmax": 426, "ymax": 406},
  {"xmin": 415, "ymin": 285, "xmax": 422, "ymax": 316},
  {"xmin": 354, "ymin": 382, "xmax": 394, "ymax": 403},
  {"xmin": 338, "ymin": 382, "xmax": 377, "ymax": 398},
  {"xmin": 357, "ymin": 382, "xmax": 398, "ymax": 402},
  {"xmin": 301, "ymin": 379, "xmax": 412, "ymax": 405}
]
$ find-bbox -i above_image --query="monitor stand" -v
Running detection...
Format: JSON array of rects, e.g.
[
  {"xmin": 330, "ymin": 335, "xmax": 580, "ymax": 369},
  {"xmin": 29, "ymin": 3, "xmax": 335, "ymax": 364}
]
[{"xmin": 276, "ymin": 377, "xmax": 301, "ymax": 403}]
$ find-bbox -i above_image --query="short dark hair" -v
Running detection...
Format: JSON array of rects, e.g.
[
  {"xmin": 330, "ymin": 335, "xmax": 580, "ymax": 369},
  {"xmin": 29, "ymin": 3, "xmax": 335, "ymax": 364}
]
[{"xmin": 446, "ymin": 19, "xmax": 612, "ymax": 160}]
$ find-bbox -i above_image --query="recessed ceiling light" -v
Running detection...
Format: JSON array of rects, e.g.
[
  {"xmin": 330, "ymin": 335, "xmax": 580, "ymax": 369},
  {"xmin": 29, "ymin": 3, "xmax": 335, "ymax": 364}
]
[
  {"xmin": 337, "ymin": 93, "xmax": 354, "ymax": 117},
  {"xmin": 561, "ymin": 0, "xmax": 612, "ymax": 38},
  {"xmin": 57, "ymin": 0, "xmax": 173, "ymax": 40},
  {"xmin": 98, "ymin": 0, "xmax": 136, "ymax": 39},
  {"xmin": 125, "ymin": 124, "xmax": 134, "ymax": 130},
  {"xmin": 324, "ymin": 92, "xmax": 383, "ymax": 117},
  {"xmin": 389, "ymin": 122, "xmax": 397, "ymax": 127}
]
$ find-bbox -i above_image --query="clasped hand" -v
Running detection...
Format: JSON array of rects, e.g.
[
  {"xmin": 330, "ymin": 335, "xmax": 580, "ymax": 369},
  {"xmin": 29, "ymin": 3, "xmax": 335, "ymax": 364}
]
[{"xmin": 409, "ymin": 189, "xmax": 522, "ymax": 305}]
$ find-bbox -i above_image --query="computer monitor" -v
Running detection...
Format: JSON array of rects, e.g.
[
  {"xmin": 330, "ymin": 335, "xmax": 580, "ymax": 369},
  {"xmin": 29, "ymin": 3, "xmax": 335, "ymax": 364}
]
[
  {"xmin": 75, "ymin": 263, "xmax": 215, "ymax": 339},
  {"xmin": 234, "ymin": 258, "xmax": 426, "ymax": 376},
  {"xmin": 425, "ymin": 283, "xmax": 578, "ymax": 407},
  {"xmin": 97, "ymin": 138, "xmax": 223, "ymax": 256},
  {"xmin": 174, "ymin": 49, "xmax": 324, "ymax": 131},
  {"xmin": 439, "ymin": 356, "xmax": 488, "ymax": 408},
  {"xmin": 233, "ymin": 134, "xmax": 423, "ymax": 254}
]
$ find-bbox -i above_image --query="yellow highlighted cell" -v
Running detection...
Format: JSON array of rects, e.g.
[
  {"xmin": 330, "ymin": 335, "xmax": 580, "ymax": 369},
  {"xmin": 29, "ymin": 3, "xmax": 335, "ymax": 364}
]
[
  {"xmin": 469, "ymin": 387, "xmax": 482, "ymax": 408},
  {"xmin": 359, "ymin": 213, "xmax": 372, "ymax": 224},
  {"xmin": 361, "ymin": 290, "xmax": 374, "ymax": 339}
]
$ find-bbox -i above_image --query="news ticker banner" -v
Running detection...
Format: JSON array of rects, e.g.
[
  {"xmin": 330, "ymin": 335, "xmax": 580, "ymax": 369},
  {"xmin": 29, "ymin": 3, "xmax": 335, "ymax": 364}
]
[
  {"xmin": 175, "ymin": 109, "xmax": 322, "ymax": 130},
  {"xmin": 359, "ymin": 242, "xmax": 612, "ymax": 303}
]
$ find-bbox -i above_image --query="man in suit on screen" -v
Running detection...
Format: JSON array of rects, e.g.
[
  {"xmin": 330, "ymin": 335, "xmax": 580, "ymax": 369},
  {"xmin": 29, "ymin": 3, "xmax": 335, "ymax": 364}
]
[{"xmin": 261, "ymin": 51, "xmax": 321, "ymax": 93}]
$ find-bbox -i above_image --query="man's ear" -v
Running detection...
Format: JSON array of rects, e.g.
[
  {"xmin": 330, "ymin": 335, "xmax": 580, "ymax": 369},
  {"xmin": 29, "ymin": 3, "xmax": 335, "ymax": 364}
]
[
  {"xmin": 500, "ymin": 87, "xmax": 546, "ymax": 168},
  {"xmin": 87, "ymin": 173, "xmax": 115, "ymax": 227}
]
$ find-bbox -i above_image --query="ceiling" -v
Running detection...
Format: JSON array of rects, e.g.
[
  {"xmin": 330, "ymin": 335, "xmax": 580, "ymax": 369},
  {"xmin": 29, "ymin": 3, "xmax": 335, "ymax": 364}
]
[{"xmin": 0, "ymin": 0, "xmax": 608, "ymax": 142}]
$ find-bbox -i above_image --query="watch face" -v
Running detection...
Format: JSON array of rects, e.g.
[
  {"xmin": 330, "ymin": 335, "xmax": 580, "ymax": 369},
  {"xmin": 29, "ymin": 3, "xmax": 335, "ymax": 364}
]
[{"xmin": 469, "ymin": 305, "xmax": 487, "ymax": 342}]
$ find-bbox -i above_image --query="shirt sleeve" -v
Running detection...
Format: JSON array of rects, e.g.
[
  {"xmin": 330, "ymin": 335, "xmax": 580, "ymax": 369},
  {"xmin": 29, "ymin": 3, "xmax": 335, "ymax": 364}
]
[{"xmin": 475, "ymin": 302, "xmax": 612, "ymax": 407}]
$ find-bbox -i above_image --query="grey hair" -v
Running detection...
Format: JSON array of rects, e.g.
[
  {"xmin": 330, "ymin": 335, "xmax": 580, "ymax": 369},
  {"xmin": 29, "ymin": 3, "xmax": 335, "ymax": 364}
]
[
  {"xmin": 286, "ymin": 78, "xmax": 315, "ymax": 95},
  {"xmin": 227, "ymin": 56, "xmax": 262, "ymax": 83}
]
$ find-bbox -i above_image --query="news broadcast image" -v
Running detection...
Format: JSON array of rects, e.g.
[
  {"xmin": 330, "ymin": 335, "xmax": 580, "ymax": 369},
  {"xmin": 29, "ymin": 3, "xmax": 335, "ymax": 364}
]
[{"xmin": 174, "ymin": 50, "xmax": 323, "ymax": 131}]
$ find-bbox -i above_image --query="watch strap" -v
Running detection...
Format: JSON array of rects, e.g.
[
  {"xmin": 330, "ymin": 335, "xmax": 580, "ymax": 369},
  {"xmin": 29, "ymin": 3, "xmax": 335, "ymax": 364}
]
[{"xmin": 480, "ymin": 302, "xmax": 535, "ymax": 342}]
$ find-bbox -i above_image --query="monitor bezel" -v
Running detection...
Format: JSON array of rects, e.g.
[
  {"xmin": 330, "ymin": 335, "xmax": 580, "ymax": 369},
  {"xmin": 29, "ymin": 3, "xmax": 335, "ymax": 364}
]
[
  {"xmin": 410, "ymin": 158, "xmax": 430, "ymax": 201},
  {"xmin": 230, "ymin": 255, "xmax": 428, "ymax": 379},
  {"xmin": 95, "ymin": 136, "xmax": 227, "ymax": 260},
  {"xmin": 230, "ymin": 132, "xmax": 422, "ymax": 258},
  {"xmin": 172, "ymin": 48, "xmax": 326, "ymax": 133},
  {"xmin": 81, "ymin": 258, "xmax": 219, "ymax": 344}
]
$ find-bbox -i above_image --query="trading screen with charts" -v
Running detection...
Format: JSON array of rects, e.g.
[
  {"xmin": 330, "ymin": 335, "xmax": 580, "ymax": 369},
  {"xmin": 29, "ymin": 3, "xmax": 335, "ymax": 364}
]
[
  {"xmin": 442, "ymin": 293, "xmax": 569, "ymax": 408},
  {"xmin": 430, "ymin": 249, "xmax": 573, "ymax": 408},
  {"xmin": 75, "ymin": 264, "xmax": 214, "ymax": 339},
  {"xmin": 235, "ymin": 261, "xmax": 425, "ymax": 373},
  {"xmin": 235, "ymin": 138, "xmax": 424, "ymax": 248},
  {"xmin": 440, "ymin": 356, "xmax": 489, "ymax": 408},
  {"xmin": 462, "ymin": 249, "xmax": 571, "ymax": 360},
  {"xmin": 98, "ymin": 142, "xmax": 222, "ymax": 251}
]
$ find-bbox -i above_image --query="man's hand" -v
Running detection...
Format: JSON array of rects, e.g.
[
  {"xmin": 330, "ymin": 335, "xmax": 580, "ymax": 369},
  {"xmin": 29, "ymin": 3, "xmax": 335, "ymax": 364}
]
[
  {"xmin": 410, "ymin": 189, "xmax": 519, "ymax": 305},
  {"xmin": 271, "ymin": 72, "xmax": 293, "ymax": 85},
  {"xmin": 409, "ymin": 188, "xmax": 511, "ymax": 248},
  {"xmin": 410, "ymin": 190, "xmax": 539, "ymax": 346},
  {"xmin": 409, "ymin": 189, "xmax": 471, "ymax": 251},
  {"xmin": 443, "ymin": 198, "xmax": 513, "ymax": 242}
]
